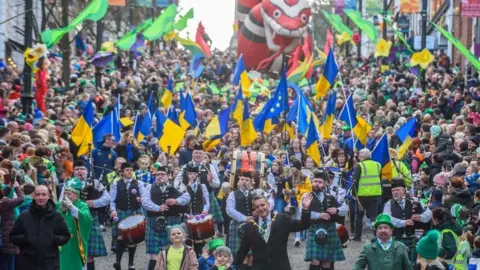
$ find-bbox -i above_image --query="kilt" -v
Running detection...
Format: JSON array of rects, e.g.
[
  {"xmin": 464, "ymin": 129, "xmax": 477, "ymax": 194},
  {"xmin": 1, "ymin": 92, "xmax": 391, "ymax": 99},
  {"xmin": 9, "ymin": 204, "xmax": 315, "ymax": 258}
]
[
  {"xmin": 228, "ymin": 220, "xmax": 252, "ymax": 257},
  {"xmin": 88, "ymin": 216, "xmax": 108, "ymax": 257},
  {"xmin": 112, "ymin": 208, "xmax": 143, "ymax": 238},
  {"xmin": 209, "ymin": 191, "xmax": 223, "ymax": 223},
  {"xmin": 145, "ymin": 215, "xmax": 183, "ymax": 255},
  {"xmin": 395, "ymin": 237, "xmax": 416, "ymax": 266},
  {"xmin": 305, "ymin": 222, "xmax": 345, "ymax": 262}
]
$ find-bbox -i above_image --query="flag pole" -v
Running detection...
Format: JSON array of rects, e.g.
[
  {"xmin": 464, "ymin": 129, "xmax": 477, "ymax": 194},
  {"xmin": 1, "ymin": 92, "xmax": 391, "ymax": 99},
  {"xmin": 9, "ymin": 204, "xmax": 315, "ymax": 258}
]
[
  {"xmin": 282, "ymin": 57, "xmax": 290, "ymax": 151},
  {"xmin": 337, "ymin": 72, "xmax": 359, "ymax": 152}
]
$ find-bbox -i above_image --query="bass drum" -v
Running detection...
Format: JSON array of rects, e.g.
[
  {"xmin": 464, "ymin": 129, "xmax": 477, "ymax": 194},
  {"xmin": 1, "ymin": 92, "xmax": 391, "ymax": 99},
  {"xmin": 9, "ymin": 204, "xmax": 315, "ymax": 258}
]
[
  {"xmin": 229, "ymin": 150, "xmax": 265, "ymax": 188},
  {"xmin": 118, "ymin": 215, "xmax": 146, "ymax": 245}
]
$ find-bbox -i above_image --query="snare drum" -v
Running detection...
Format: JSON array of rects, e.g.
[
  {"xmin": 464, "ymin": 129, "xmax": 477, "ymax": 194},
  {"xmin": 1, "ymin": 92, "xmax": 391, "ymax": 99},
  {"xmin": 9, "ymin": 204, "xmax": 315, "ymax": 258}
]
[
  {"xmin": 118, "ymin": 215, "xmax": 146, "ymax": 245},
  {"xmin": 186, "ymin": 215, "xmax": 215, "ymax": 242}
]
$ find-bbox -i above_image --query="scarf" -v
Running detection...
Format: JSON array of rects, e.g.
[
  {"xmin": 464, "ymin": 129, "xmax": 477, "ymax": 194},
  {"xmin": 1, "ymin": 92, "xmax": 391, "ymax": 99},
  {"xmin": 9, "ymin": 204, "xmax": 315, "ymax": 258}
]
[{"xmin": 126, "ymin": 143, "xmax": 133, "ymax": 162}]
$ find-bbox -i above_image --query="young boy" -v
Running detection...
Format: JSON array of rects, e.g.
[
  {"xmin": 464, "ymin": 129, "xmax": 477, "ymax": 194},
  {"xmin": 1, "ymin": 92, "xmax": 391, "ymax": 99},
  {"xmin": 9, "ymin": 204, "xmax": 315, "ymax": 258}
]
[
  {"xmin": 199, "ymin": 239, "xmax": 225, "ymax": 270},
  {"xmin": 211, "ymin": 246, "xmax": 234, "ymax": 270}
]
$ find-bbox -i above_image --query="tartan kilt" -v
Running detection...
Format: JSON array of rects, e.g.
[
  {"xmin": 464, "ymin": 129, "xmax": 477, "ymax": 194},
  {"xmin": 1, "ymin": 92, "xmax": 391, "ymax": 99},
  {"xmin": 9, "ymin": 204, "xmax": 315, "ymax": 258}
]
[
  {"xmin": 209, "ymin": 191, "xmax": 223, "ymax": 223},
  {"xmin": 145, "ymin": 215, "xmax": 183, "ymax": 255},
  {"xmin": 112, "ymin": 208, "xmax": 143, "ymax": 238},
  {"xmin": 228, "ymin": 220, "xmax": 252, "ymax": 257},
  {"xmin": 305, "ymin": 222, "xmax": 345, "ymax": 262},
  {"xmin": 88, "ymin": 216, "xmax": 108, "ymax": 257},
  {"xmin": 395, "ymin": 237, "xmax": 416, "ymax": 265}
]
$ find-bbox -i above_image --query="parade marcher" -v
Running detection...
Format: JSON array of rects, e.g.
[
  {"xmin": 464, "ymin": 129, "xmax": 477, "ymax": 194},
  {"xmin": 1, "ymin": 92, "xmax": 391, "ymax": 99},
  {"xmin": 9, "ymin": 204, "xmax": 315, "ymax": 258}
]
[
  {"xmin": 389, "ymin": 148, "xmax": 412, "ymax": 191},
  {"xmin": 383, "ymin": 179, "xmax": 433, "ymax": 265},
  {"xmin": 57, "ymin": 178, "xmax": 93, "ymax": 270},
  {"xmin": 11, "ymin": 185, "xmax": 70, "ymax": 270},
  {"xmin": 303, "ymin": 170, "xmax": 345, "ymax": 270},
  {"xmin": 325, "ymin": 169, "xmax": 349, "ymax": 247},
  {"xmin": 233, "ymin": 194, "xmax": 312, "ymax": 270},
  {"xmin": 353, "ymin": 214, "xmax": 413, "ymax": 270},
  {"xmin": 91, "ymin": 133, "xmax": 117, "ymax": 184},
  {"xmin": 110, "ymin": 162, "xmax": 145, "ymax": 270},
  {"xmin": 352, "ymin": 149, "xmax": 382, "ymax": 241},
  {"xmin": 142, "ymin": 166, "xmax": 191, "ymax": 270},
  {"xmin": 114, "ymin": 131, "xmax": 142, "ymax": 165},
  {"xmin": 154, "ymin": 225, "xmax": 199, "ymax": 270},
  {"xmin": 59, "ymin": 159, "xmax": 110, "ymax": 269}
]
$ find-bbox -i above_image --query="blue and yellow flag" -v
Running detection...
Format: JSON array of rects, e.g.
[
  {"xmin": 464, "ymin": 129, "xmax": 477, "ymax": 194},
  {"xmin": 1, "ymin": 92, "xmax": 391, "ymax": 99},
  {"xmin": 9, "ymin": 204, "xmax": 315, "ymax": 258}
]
[
  {"xmin": 233, "ymin": 55, "xmax": 252, "ymax": 97},
  {"xmin": 240, "ymin": 101, "xmax": 257, "ymax": 147},
  {"xmin": 305, "ymin": 116, "xmax": 321, "ymax": 166},
  {"xmin": 395, "ymin": 118, "xmax": 417, "ymax": 159},
  {"xmin": 372, "ymin": 134, "xmax": 392, "ymax": 181},
  {"xmin": 339, "ymin": 95, "xmax": 371, "ymax": 147},
  {"xmin": 204, "ymin": 107, "xmax": 231, "ymax": 151},
  {"xmin": 71, "ymin": 99, "xmax": 94, "ymax": 156},
  {"xmin": 232, "ymin": 87, "xmax": 245, "ymax": 125},
  {"xmin": 92, "ymin": 103, "xmax": 120, "ymax": 146},
  {"xmin": 155, "ymin": 109, "xmax": 185, "ymax": 156},
  {"xmin": 315, "ymin": 47, "xmax": 339, "ymax": 99},
  {"xmin": 137, "ymin": 111, "xmax": 152, "ymax": 142},
  {"xmin": 161, "ymin": 77, "xmax": 174, "ymax": 108},
  {"xmin": 320, "ymin": 91, "xmax": 337, "ymax": 139},
  {"xmin": 179, "ymin": 92, "xmax": 197, "ymax": 130}
]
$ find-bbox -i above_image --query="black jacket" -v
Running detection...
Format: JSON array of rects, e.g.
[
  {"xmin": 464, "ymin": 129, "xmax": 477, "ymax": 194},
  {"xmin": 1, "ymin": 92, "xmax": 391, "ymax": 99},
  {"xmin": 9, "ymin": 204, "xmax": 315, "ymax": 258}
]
[
  {"xmin": 233, "ymin": 210, "xmax": 311, "ymax": 270},
  {"xmin": 10, "ymin": 200, "xmax": 70, "ymax": 270},
  {"xmin": 114, "ymin": 144, "xmax": 141, "ymax": 165}
]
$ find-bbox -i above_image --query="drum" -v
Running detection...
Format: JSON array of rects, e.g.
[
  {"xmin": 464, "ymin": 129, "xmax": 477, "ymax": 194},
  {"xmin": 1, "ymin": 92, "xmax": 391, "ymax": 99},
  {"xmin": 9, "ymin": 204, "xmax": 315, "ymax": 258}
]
[
  {"xmin": 230, "ymin": 150, "xmax": 265, "ymax": 188},
  {"xmin": 186, "ymin": 215, "xmax": 215, "ymax": 242},
  {"xmin": 118, "ymin": 215, "xmax": 146, "ymax": 245},
  {"xmin": 336, "ymin": 223, "xmax": 349, "ymax": 245}
]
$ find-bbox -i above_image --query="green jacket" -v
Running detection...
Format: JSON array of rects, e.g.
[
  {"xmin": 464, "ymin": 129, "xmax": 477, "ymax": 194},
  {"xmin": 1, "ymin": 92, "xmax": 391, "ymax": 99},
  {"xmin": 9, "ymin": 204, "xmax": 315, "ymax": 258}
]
[{"xmin": 353, "ymin": 238, "xmax": 413, "ymax": 270}]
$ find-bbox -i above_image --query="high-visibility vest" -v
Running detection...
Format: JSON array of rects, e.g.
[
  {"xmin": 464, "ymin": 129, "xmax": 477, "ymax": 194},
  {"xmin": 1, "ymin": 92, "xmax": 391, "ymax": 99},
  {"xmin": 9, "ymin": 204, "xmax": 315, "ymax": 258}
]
[
  {"xmin": 392, "ymin": 161, "xmax": 412, "ymax": 188},
  {"xmin": 357, "ymin": 160, "xmax": 382, "ymax": 196}
]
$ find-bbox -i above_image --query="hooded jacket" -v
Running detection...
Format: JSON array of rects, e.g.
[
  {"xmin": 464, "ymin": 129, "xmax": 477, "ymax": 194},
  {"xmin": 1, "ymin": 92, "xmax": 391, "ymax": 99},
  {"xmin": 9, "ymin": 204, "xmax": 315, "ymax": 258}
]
[
  {"xmin": 10, "ymin": 199, "xmax": 70, "ymax": 270},
  {"xmin": 444, "ymin": 188, "xmax": 474, "ymax": 209}
]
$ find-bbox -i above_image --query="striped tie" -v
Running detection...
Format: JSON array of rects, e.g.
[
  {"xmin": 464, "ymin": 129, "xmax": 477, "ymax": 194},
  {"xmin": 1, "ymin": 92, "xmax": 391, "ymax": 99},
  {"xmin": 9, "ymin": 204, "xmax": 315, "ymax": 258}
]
[{"xmin": 260, "ymin": 220, "xmax": 268, "ymax": 238}]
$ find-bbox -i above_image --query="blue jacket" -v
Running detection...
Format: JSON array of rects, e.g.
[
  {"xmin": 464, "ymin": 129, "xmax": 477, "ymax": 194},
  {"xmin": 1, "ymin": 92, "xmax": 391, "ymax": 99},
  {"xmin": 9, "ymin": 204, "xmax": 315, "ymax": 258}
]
[
  {"xmin": 198, "ymin": 254, "xmax": 215, "ymax": 270},
  {"xmin": 91, "ymin": 145, "xmax": 117, "ymax": 182}
]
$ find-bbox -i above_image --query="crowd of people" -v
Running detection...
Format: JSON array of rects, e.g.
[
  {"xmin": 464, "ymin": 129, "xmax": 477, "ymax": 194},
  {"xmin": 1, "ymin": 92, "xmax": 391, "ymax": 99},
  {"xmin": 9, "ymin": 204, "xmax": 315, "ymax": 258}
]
[{"xmin": 0, "ymin": 27, "xmax": 479, "ymax": 270}]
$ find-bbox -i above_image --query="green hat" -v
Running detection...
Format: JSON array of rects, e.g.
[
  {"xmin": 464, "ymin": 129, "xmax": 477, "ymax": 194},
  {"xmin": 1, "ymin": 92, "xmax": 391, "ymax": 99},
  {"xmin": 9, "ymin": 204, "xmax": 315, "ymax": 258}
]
[
  {"xmin": 373, "ymin": 214, "xmax": 394, "ymax": 229},
  {"xmin": 424, "ymin": 108, "xmax": 434, "ymax": 115},
  {"xmin": 342, "ymin": 125, "xmax": 351, "ymax": 131},
  {"xmin": 416, "ymin": 230, "xmax": 440, "ymax": 260},
  {"xmin": 208, "ymin": 238, "xmax": 225, "ymax": 252},
  {"xmin": 65, "ymin": 179, "xmax": 83, "ymax": 195}
]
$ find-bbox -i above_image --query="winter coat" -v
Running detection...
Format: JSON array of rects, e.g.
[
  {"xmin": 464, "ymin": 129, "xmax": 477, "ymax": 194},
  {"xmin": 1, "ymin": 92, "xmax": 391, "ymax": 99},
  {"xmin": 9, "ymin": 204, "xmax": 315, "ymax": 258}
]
[
  {"xmin": 10, "ymin": 200, "xmax": 70, "ymax": 270},
  {"xmin": 434, "ymin": 132, "xmax": 453, "ymax": 160},
  {"xmin": 0, "ymin": 186, "xmax": 24, "ymax": 255},
  {"xmin": 198, "ymin": 254, "xmax": 215, "ymax": 270},
  {"xmin": 353, "ymin": 238, "xmax": 413, "ymax": 270},
  {"xmin": 435, "ymin": 220, "xmax": 463, "ymax": 260},
  {"xmin": 91, "ymin": 145, "xmax": 117, "ymax": 181},
  {"xmin": 444, "ymin": 188, "xmax": 474, "ymax": 209},
  {"xmin": 155, "ymin": 244, "xmax": 199, "ymax": 270},
  {"xmin": 114, "ymin": 144, "xmax": 140, "ymax": 165}
]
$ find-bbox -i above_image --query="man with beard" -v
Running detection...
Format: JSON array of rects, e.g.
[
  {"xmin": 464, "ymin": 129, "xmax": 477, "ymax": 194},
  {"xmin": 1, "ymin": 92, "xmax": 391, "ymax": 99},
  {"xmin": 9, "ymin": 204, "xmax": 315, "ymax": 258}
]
[
  {"xmin": 11, "ymin": 185, "xmax": 70, "ymax": 270},
  {"xmin": 303, "ymin": 170, "xmax": 345, "ymax": 270},
  {"xmin": 233, "ymin": 194, "xmax": 312, "ymax": 270},
  {"xmin": 383, "ymin": 179, "xmax": 432, "ymax": 265},
  {"xmin": 353, "ymin": 214, "xmax": 412, "ymax": 270}
]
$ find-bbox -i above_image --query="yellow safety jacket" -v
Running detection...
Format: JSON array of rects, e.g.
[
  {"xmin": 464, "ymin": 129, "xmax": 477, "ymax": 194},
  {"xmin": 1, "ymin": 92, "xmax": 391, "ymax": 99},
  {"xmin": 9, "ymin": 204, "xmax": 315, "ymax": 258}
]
[
  {"xmin": 357, "ymin": 160, "xmax": 382, "ymax": 196},
  {"xmin": 392, "ymin": 161, "xmax": 412, "ymax": 188}
]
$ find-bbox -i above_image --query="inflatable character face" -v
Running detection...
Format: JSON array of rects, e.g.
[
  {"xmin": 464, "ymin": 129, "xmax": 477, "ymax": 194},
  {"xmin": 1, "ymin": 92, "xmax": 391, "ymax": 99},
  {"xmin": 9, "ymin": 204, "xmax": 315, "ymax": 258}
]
[{"xmin": 261, "ymin": 0, "xmax": 311, "ymax": 53}]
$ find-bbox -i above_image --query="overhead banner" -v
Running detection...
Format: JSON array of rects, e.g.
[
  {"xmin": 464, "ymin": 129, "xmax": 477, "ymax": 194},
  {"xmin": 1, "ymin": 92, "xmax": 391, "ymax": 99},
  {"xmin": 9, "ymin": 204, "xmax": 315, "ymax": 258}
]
[
  {"xmin": 345, "ymin": 0, "xmax": 357, "ymax": 10},
  {"xmin": 365, "ymin": 0, "xmax": 382, "ymax": 15},
  {"xmin": 462, "ymin": 0, "xmax": 480, "ymax": 17},
  {"xmin": 335, "ymin": 0, "xmax": 345, "ymax": 14},
  {"xmin": 400, "ymin": 0, "xmax": 419, "ymax": 13}
]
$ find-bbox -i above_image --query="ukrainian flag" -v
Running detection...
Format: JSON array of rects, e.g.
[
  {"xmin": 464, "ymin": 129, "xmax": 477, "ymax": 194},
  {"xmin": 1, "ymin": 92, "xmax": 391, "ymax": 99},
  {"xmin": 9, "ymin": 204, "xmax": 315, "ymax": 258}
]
[
  {"xmin": 315, "ymin": 47, "xmax": 339, "ymax": 99},
  {"xmin": 233, "ymin": 55, "xmax": 251, "ymax": 97},
  {"xmin": 395, "ymin": 118, "xmax": 417, "ymax": 159},
  {"xmin": 71, "ymin": 99, "xmax": 94, "ymax": 156},
  {"xmin": 372, "ymin": 134, "xmax": 392, "ymax": 181},
  {"xmin": 167, "ymin": 106, "xmax": 179, "ymax": 125},
  {"xmin": 161, "ymin": 77, "xmax": 174, "ymax": 108},
  {"xmin": 232, "ymin": 87, "xmax": 244, "ymax": 125},
  {"xmin": 155, "ymin": 109, "xmax": 185, "ymax": 156},
  {"xmin": 305, "ymin": 116, "xmax": 321, "ymax": 166},
  {"xmin": 320, "ymin": 91, "xmax": 337, "ymax": 139},
  {"xmin": 92, "ymin": 103, "xmax": 121, "ymax": 146},
  {"xmin": 204, "ymin": 107, "xmax": 230, "ymax": 151},
  {"xmin": 339, "ymin": 95, "xmax": 371, "ymax": 147},
  {"xmin": 119, "ymin": 117, "xmax": 134, "ymax": 128},
  {"xmin": 239, "ymin": 101, "xmax": 257, "ymax": 147},
  {"xmin": 137, "ymin": 111, "xmax": 152, "ymax": 142},
  {"xmin": 179, "ymin": 91, "xmax": 197, "ymax": 130}
]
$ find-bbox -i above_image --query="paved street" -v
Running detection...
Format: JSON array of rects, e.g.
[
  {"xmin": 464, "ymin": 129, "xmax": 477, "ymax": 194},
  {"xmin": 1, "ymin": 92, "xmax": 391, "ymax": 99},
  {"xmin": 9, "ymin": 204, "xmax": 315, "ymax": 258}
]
[{"xmin": 95, "ymin": 221, "xmax": 370, "ymax": 270}]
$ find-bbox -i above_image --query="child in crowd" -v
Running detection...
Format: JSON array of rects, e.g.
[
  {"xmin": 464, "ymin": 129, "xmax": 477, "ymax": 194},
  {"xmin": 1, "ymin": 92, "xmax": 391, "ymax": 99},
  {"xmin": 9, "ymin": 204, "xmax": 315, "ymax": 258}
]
[
  {"xmin": 135, "ymin": 156, "xmax": 152, "ymax": 184},
  {"xmin": 210, "ymin": 246, "xmax": 234, "ymax": 270},
  {"xmin": 199, "ymin": 239, "xmax": 225, "ymax": 270}
]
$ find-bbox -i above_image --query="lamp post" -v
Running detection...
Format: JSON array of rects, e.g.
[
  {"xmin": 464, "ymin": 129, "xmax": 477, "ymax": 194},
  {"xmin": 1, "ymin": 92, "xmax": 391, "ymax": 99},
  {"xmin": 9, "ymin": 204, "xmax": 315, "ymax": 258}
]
[{"xmin": 22, "ymin": 0, "xmax": 34, "ymax": 115}]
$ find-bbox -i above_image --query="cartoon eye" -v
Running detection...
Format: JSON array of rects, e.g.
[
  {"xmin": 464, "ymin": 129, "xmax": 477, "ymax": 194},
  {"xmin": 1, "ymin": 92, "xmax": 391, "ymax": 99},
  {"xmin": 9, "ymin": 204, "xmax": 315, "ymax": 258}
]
[
  {"xmin": 301, "ymin": 14, "xmax": 308, "ymax": 23},
  {"xmin": 273, "ymin": 10, "xmax": 281, "ymax": 18}
]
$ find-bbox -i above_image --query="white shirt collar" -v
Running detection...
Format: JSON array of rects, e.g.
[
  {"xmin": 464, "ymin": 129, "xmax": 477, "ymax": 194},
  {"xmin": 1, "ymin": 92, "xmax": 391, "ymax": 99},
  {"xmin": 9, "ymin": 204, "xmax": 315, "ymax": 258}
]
[{"xmin": 259, "ymin": 215, "xmax": 271, "ymax": 224}]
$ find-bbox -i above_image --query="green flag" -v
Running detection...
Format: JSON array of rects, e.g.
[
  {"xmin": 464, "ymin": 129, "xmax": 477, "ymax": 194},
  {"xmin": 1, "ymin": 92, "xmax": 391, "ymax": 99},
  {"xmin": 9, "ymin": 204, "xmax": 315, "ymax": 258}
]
[
  {"xmin": 322, "ymin": 11, "xmax": 353, "ymax": 37},
  {"xmin": 345, "ymin": 10, "xmax": 377, "ymax": 42},
  {"xmin": 116, "ymin": 19, "xmax": 152, "ymax": 51},
  {"xmin": 41, "ymin": 0, "xmax": 108, "ymax": 48},
  {"xmin": 144, "ymin": 4, "xmax": 177, "ymax": 41},
  {"xmin": 432, "ymin": 21, "xmax": 480, "ymax": 71},
  {"xmin": 175, "ymin": 8, "xmax": 194, "ymax": 31}
]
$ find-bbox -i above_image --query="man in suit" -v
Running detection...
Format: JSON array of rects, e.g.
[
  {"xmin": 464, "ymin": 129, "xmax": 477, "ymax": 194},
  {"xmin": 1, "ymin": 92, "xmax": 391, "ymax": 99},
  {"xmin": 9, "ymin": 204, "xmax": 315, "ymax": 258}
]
[{"xmin": 233, "ymin": 193, "xmax": 313, "ymax": 270}]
